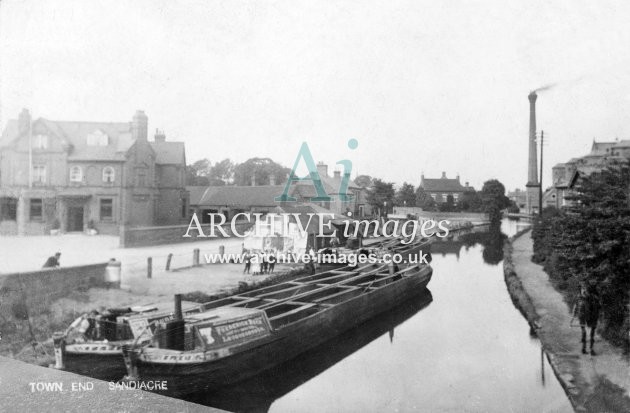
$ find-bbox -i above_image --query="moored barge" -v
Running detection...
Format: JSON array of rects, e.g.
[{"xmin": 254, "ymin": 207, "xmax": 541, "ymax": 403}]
[{"xmin": 122, "ymin": 261, "xmax": 432, "ymax": 396}]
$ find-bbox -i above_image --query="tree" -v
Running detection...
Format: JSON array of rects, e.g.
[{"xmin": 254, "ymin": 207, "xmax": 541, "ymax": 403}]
[
  {"xmin": 233, "ymin": 158, "xmax": 290, "ymax": 186},
  {"xmin": 532, "ymin": 160, "xmax": 630, "ymax": 348},
  {"xmin": 395, "ymin": 182, "xmax": 416, "ymax": 206},
  {"xmin": 208, "ymin": 158, "xmax": 234, "ymax": 186},
  {"xmin": 458, "ymin": 190, "xmax": 483, "ymax": 212},
  {"xmin": 366, "ymin": 179, "xmax": 395, "ymax": 215},
  {"xmin": 415, "ymin": 187, "xmax": 436, "ymax": 211},
  {"xmin": 186, "ymin": 158, "xmax": 211, "ymax": 185},
  {"xmin": 439, "ymin": 194, "xmax": 456, "ymax": 212},
  {"xmin": 480, "ymin": 179, "xmax": 510, "ymax": 225},
  {"xmin": 354, "ymin": 175, "xmax": 373, "ymax": 188}
]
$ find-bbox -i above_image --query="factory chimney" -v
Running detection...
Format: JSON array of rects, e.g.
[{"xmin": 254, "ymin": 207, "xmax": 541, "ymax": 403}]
[{"xmin": 527, "ymin": 92, "xmax": 538, "ymax": 186}]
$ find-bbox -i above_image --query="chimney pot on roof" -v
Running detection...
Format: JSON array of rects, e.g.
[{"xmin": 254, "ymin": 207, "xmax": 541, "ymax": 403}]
[
  {"xmin": 154, "ymin": 128, "xmax": 166, "ymax": 143},
  {"xmin": 316, "ymin": 162, "xmax": 328, "ymax": 177},
  {"xmin": 441, "ymin": 172, "xmax": 446, "ymax": 179},
  {"xmin": 333, "ymin": 170, "xmax": 341, "ymax": 179},
  {"xmin": 132, "ymin": 110, "xmax": 148, "ymax": 141},
  {"xmin": 465, "ymin": 181, "xmax": 469, "ymax": 187},
  {"xmin": 18, "ymin": 109, "xmax": 31, "ymax": 135}
]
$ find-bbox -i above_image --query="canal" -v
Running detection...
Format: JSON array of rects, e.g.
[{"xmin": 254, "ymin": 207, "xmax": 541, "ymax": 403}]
[{"xmin": 187, "ymin": 220, "xmax": 573, "ymax": 412}]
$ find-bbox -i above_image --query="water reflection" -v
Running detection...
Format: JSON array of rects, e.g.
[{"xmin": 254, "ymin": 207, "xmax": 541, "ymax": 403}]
[
  {"xmin": 184, "ymin": 291, "xmax": 433, "ymax": 412},
  {"xmin": 432, "ymin": 225, "xmax": 505, "ymax": 265}
]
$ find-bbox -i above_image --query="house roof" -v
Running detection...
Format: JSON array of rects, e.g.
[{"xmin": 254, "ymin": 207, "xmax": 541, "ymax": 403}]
[
  {"xmin": 420, "ymin": 177, "xmax": 467, "ymax": 192},
  {"xmin": 187, "ymin": 185, "xmax": 285, "ymax": 207},
  {"xmin": 150, "ymin": 141, "xmax": 185, "ymax": 165},
  {"xmin": 0, "ymin": 115, "xmax": 184, "ymax": 164}
]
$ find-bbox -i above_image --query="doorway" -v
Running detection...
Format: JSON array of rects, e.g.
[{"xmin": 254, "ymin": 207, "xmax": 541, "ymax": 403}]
[{"xmin": 67, "ymin": 206, "xmax": 84, "ymax": 232}]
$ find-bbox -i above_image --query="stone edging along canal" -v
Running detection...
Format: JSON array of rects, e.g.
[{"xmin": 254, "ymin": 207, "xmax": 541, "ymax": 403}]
[
  {"xmin": 502, "ymin": 228, "xmax": 630, "ymax": 413},
  {"xmin": 502, "ymin": 228, "xmax": 581, "ymax": 411}
]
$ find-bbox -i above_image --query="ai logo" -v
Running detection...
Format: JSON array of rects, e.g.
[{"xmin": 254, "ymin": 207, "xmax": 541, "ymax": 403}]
[{"xmin": 275, "ymin": 139, "xmax": 358, "ymax": 203}]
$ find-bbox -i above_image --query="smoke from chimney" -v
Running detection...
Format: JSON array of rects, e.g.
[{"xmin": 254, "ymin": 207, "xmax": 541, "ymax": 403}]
[{"xmin": 532, "ymin": 83, "xmax": 556, "ymax": 94}]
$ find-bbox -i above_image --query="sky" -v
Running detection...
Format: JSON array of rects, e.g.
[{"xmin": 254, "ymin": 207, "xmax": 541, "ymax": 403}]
[{"xmin": 2, "ymin": 0, "xmax": 630, "ymax": 191}]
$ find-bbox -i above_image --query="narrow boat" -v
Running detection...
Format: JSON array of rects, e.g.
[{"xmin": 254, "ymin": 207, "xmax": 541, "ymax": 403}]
[
  {"xmin": 121, "ymin": 261, "xmax": 432, "ymax": 396},
  {"xmin": 184, "ymin": 290, "xmax": 433, "ymax": 411},
  {"xmin": 53, "ymin": 301, "xmax": 203, "ymax": 379}
]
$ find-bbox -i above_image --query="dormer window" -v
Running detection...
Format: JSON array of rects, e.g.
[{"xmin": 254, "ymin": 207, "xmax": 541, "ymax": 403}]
[
  {"xmin": 87, "ymin": 130, "xmax": 109, "ymax": 146},
  {"xmin": 69, "ymin": 166, "xmax": 83, "ymax": 182},
  {"xmin": 33, "ymin": 134, "xmax": 48, "ymax": 149},
  {"xmin": 103, "ymin": 166, "xmax": 115, "ymax": 183}
]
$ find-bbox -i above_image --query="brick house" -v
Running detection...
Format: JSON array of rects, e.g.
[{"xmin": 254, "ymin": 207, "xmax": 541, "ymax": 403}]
[
  {"xmin": 0, "ymin": 109, "xmax": 188, "ymax": 235},
  {"xmin": 418, "ymin": 172, "xmax": 473, "ymax": 203}
]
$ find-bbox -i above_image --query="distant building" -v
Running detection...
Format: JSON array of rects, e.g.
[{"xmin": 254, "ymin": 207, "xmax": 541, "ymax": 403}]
[
  {"xmin": 507, "ymin": 189, "xmax": 527, "ymax": 210},
  {"xmin": 418, "ymin": 172, "xmax": 473, "ymax": 203},
  {"xmin": 0, "ymin": 109, "xmax": 188, "ymax": 235},
  {"xmin": 549, "ymin": 139, "xmax": 630, "ymax": 208},
  {"xmin": 188, "ymin": 161, "xmax": 372, "ymax": 220}
]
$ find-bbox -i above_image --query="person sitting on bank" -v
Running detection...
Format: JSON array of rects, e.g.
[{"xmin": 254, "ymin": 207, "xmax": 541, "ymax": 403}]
[
  {"xmin": 43, "ymin": 252, "xmax": 61, "ymax": 268},
  {"xmin": 572, "ymin": 282, "xmax": 601, "ymax": 355}
]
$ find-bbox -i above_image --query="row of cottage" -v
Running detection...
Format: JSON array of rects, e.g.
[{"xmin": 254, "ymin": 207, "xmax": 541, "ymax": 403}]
[{"xmin": 0, "ymin": 110, "xmax": 472, "ymax": 236}]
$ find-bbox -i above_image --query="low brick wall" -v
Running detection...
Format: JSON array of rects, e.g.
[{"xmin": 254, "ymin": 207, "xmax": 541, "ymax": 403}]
[
  {"xmin": 0, "ymin": 263, "xmax": 109, "ymax": 355},
  {"xmin": 120, "ymin": 222, "xmax": 254, "ymax": 248}
]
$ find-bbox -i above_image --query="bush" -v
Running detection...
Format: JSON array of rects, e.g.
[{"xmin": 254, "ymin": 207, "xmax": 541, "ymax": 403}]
[{"xmin": 531, "ymin": 163, "xmax": 630, "ymax": 350}]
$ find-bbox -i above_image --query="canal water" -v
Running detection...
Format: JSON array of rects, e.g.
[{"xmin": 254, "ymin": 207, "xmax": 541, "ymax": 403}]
[{"xmin": 188, "ymin": 219, "xmax": 573, "ymax": 412}]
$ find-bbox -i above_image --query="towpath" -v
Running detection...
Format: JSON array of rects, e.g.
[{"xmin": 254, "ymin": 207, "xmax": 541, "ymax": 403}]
[{"xmin": 511, "ymin": 231, "xmax": 630, "ymax": 412}]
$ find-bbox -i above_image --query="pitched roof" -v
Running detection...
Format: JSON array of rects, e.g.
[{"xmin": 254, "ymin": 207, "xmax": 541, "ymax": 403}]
[
  {"xmin": 150, "ymin": 141, "xmax": 185, "ymax": 165},
  {"xmin": 420, "ymin": 177, "xmax": 467, "ymax": 192},
  {"xmin": 1, "ymin": 115, "xmax": 184, "ymax": 165},
  {"xmin": 187, "ymin": 185, "xmax": 286, "ymax": 207},
  {"xmin": 42, "ymin": 119, "xmax": 134, "ymax": 161}
]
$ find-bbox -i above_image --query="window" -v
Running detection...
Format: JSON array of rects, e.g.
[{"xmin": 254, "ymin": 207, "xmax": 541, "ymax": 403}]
[
  {"xmin": 100, "ymin": 199, "xmax": 113, "ymax": 221},
  {"xmin": 0, "ymin": 198, "xmax": 17, "ymax": 220},
  {"xmin": 136, "ymin": 170, "xmax": 146, "ymax": 187},
  {"xmin": 69, "ymin": 166, "xmax": 83, "ymax": 182},
  {"xmin": 30, "ymin": 198, "xmax": 42, "ymax": 220},
  {"xmin": 87, "ymin": 130, "xmax": 109, "ymax": 146},
  {"xmin": 32, "ymin": 165, "xmax": 46, "ymax": 184},
  {"xmin": 453, "ymin": 193, "xmax": 459, "ymax": 201},
  {"xmin": 103, "ymin": 166, "xmax": 115, "ymax": 183},
  {"xmin": 33, "ymin": 135, "xmax": 48, "ymax": 149}
]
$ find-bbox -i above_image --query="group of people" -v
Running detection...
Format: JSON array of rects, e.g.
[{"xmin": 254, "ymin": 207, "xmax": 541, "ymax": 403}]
[{"xmin": 242, "ymin": 249, "xmax": 277, "ymax": 275}]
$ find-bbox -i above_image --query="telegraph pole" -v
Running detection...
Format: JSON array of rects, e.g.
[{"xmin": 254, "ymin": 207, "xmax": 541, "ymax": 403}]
[
  {"xmin": 28, "ymin": 111, "xmax": 33, "ymax": 188},
  {"xmin": 539, "ymin": 130, "xmax": 544, "ymax": 217}
]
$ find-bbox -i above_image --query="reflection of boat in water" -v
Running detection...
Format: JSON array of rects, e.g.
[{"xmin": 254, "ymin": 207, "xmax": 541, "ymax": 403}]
[
  {"xmin": 121, "ymin": 262, "xmax": 432, "ymax": 397},
  {"xmin": 184, "ymin": 290, "xmax": 433, "ymax": 412}
]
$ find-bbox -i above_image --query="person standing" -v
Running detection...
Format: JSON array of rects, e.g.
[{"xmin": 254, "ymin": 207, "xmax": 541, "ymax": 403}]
[
  {"xmin": 268, "ymin": 250, "xmax": 276, "ymax": 273},
  {"xmin": 243, "ymin": 250, "xmax": 251, "ymax": 274},
  {"xmin": 572, "ymin": 283, "xmax": 601, "ymax": 355},
  {"xmin": 251, "ymin": 251, "xmax": 261, "ymax": 275},
  {"xmin": 43, "ymin": 252, "xmax": 61, "ymax": 268},
  {"xmin": 261, "ymin": 250, "xmax": 268, "ymax": 274}
]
